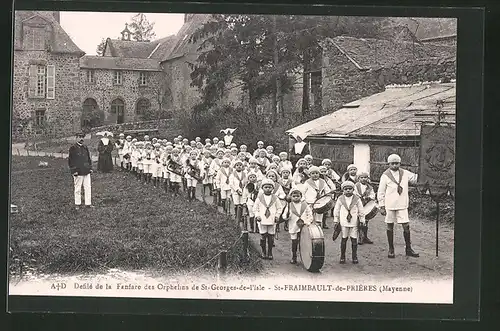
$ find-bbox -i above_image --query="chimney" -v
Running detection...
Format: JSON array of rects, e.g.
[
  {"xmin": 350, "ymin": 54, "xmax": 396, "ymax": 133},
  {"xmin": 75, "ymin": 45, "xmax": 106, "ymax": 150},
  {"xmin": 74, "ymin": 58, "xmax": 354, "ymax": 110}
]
[{"xmin": 52, "ymin": 11, "xmax": 60, "ymax": 23}]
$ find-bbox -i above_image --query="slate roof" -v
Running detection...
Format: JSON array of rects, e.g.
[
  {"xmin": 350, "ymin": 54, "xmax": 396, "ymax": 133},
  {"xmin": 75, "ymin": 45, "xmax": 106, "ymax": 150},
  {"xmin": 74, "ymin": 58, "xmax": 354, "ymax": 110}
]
[
  {"xmin": 385, "ymin": 17, "xmax": 457, "ymax": 41},
  {"xmin": 160, "ymin": 14, "xmax": 212, "ymax": 62},
  {"xmin": 326, "ymin": 36, "xmax": 456, "ymax": 71},
  {"xmin": 148, "ymin": 35, "xmax": 176, "ymax": 59},
  {"xmin": 104, "ymin": 38, "xmax": 159, "ymax": 58},
  {"xmin": 287, "ymin": 82, "xmax": 455, "ymax": 139},
  {"xmin": 80, "ymin": 56, "xmax": 161, "ymax": 71},
  {"xmin": 14, "ymin": 11, "xmax": 85, "ymax": 55}
]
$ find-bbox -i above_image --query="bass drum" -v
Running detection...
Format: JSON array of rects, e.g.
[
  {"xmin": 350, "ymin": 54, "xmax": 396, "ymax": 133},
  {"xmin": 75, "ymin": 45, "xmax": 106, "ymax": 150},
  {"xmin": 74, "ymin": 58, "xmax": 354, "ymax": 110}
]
[
  {"xmin": 299, "ymin": 223, "xmax": 325, "ymax": 272},
  {"xmin": 363, "ymin": 200, "xmax": 379, "ymax": 220}
]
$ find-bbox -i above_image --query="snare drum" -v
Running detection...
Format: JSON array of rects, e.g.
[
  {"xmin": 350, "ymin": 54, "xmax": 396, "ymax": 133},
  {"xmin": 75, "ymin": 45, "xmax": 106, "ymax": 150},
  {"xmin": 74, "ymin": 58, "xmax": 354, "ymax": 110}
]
[
  {"xmin": 363, "ymin": 200, "xmax": 379, "ymax": 220},
  {"xmin": 312, "ymin": 194, "xmax": 335, "ymax": 214},
  {"xmin": 299, "ymin": 223, "xmax": 325, "ymax": 272}
]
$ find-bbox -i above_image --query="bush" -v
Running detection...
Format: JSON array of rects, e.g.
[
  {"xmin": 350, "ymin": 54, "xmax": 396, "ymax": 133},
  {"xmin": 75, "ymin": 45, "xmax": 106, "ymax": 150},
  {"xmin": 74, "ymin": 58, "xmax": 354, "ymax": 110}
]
[{"xmin": 178, "ymin": 103, "xmax": 305, "ymax": 151}]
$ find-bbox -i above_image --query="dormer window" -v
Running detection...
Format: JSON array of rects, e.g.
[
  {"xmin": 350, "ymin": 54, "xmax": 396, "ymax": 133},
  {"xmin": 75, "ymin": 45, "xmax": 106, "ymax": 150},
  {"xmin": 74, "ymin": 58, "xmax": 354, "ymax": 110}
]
[{"xmin": 24, "ymin": 26, "xmax": 46, "ymax": 50}]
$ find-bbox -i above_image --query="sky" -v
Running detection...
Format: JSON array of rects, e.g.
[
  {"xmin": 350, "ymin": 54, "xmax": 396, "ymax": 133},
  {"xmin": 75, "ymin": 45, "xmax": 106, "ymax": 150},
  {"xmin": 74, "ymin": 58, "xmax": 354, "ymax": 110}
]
[{"xmin": 59, "ymin": 11, "xmax": 185, "ymax": 55}]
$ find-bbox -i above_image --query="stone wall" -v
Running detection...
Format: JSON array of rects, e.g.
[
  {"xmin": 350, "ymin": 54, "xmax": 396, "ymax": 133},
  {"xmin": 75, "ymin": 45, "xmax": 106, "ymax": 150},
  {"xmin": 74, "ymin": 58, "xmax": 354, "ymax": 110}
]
[
  {"xmin": 163, "ymin": 54, "xmax": 201, "ymax": 113},
  {"xmin": 321, "ymin": 44, "xmax": 456, "ymax": 113},
  {"xmin": 12, "ymin": 50, "xmax": 82, "ymax": 136},
  {"xmin": 79, "ymin": 68, "xmax": 164, "ymax": 125}
]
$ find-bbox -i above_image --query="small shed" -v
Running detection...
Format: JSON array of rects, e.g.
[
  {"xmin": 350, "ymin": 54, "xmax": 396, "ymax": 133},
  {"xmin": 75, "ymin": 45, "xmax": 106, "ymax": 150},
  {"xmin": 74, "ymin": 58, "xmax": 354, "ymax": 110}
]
[{"xmin": 287, "ymin": 81, "xmax": 455, "ymax": 181}]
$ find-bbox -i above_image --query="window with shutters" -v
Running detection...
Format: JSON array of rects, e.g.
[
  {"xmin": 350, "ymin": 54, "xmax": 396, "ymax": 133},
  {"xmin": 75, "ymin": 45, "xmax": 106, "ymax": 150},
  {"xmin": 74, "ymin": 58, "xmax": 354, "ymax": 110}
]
[
  {"xmin": 139, "ymin": 72, "xmax": 148, "ymax": 86},
  {"xmin": 113, "ymin": 71, "xmax": 123, "ymax": 85},
  {"xmin": 46, "ymin": 65, "xmax": 55, "ymax": 99},
  {"xmin": 28, "ymin": 64, "xmax": 55, "ymax": 99}
]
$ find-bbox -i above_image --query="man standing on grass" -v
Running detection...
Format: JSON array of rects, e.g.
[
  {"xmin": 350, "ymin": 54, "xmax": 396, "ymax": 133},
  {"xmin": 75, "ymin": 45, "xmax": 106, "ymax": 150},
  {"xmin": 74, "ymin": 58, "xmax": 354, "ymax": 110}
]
[
  {"xmin": 377, "ymin": 154, "xmax": 419, "ymax": 259},
  {"xmin": 68, "ymin": 132, "xmax": 93, "ymax": 210}
]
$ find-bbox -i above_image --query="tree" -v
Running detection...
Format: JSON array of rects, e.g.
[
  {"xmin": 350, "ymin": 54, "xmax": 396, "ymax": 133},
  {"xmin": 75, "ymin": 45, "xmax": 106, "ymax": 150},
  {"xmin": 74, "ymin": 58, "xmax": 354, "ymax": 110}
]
[
  {"xmin": 129, "ymin": 13, "xmax": 156, "ymax": 42},
  {"xmin": 96, "ymin": 38, "xmax": 107, "ymax": 56}
]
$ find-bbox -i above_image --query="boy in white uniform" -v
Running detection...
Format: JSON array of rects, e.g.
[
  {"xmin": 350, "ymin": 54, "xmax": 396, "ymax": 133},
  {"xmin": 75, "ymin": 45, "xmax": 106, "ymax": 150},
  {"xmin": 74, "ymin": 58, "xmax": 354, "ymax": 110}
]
[
  {"xmin": 354, "ymin": 171, "xmax": 376, "ymax": 245},
  {"xmin": 280, "ymin": 188, "xmax": 313, "ymax": 264},
  {"xmin": 215, "ymin": 158, "xmax": 233, "ymax": 213},
  {"xmin": 243, "ymin": 173, "xmax": 260, "ymax": 233},
  {"xmin": 185, "ymin": 150, "xmax": 204, "ymax": 201},
  {"xmin": 377, "ymin": 154, "xmax": 419, "ymax": 258},
  {"xmin": 253, "ymin": 179, "xmax": 282, "ymax": 260},
  {"xmin": 303, "ymin": 166, "xmax": 332, "ymax": 226},
  {"xmin": 122, "ymin": 135, "xmax": 133, "ymax": 171},
  {"xmin": 209, "ymin": 149, "xmax": 225, "ymax": 207},
  {"xmin": 151, "ymin": 143, "xmax": 163, "ymax": 188},
  {"xmin": 115, "ymin": 133, "xmax": 126, "ymax": 170},
  {"xmin": 229, "ymin": 160, "xmax": 248, "ymax": 225},
  {"xmin": 333, "ymin": 181, "xmax": 366, "ymax": 264}
]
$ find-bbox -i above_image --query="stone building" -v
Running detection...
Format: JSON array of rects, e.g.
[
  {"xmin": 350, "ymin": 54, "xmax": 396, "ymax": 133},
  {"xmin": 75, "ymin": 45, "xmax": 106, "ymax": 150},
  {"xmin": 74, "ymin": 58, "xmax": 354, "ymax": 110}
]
[
  {"xmin": 320, "ymin": 36, "xmax": 456, "ymax": 114},
  {"xmin": 12, "ymin": 10, "xmax": 85, "ymax": 135},
  {"xmin": 78, "ymin": 24, "xmax": 176, "ymax": 126},
  {"xmin": 288, "ymin": 81, "xmax": 456, "ymax": 180}
]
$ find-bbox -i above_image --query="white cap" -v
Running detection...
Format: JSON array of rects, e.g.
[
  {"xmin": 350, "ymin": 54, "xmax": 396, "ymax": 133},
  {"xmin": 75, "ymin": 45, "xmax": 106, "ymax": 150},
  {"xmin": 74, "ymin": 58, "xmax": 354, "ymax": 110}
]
[
  {"xmin": 387, "ymin": 154, "xmax": 401, "ymax": 163},
  {"xmin": 341, "ymin": 181, "xmax": 355, "ymax": 189},
  {"xmin": 261, "ymin": 178, "xmax": 275, "ymax": 188},
  {"xmin": 309, "ymin": 166, "xmax": 320, "ymax": 173}
]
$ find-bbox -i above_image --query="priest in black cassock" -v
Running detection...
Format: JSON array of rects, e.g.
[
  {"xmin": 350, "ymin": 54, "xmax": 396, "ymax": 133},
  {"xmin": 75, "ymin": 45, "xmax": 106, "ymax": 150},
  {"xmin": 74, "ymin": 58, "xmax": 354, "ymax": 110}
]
[
  {"xmin": 97, "ymin": 131, "xmax": 114, "ymax": 173},
  {"xmin": 289, "ymin": 133, "xmax": 310, "ymax": 170}
]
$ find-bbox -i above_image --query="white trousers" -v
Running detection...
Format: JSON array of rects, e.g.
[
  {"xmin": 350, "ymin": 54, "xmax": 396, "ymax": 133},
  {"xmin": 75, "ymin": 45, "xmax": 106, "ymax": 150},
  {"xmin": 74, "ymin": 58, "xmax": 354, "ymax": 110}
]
[{"xmin": 74, "ymin": 174, "xmax": 91, "ymax": 206}]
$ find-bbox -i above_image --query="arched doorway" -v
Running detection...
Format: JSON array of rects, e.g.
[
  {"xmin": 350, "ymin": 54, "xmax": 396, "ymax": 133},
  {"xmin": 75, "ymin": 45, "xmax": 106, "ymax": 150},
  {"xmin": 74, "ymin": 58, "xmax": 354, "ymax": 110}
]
[
  {"xmin": 82, "ymin": 98, "xmax": 99, "ymax": 129},
  {"xmin": 135, "ymin": 98, "xmax": 151, "ymax": 120},
  {"xmin": 111, "ymin": 98, "xmax": 125, "ymax": 124}
]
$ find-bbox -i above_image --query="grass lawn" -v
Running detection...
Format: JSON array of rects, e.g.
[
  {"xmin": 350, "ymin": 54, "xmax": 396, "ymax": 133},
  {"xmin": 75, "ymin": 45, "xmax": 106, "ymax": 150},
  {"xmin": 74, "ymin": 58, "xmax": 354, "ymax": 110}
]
[{"xmin": 9, "ymin": 156, "xmax": 262, "ymax": 277}]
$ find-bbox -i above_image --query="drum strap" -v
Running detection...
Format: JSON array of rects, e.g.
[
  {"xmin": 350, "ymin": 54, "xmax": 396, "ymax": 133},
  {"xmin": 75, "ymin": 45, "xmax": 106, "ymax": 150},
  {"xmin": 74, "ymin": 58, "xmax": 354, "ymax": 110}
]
[
  {"xmin": 339, "ymin": 195, "xmax": 359, "ymax": 222},
  {"xmin": 355, "ymin": 183, "xmax": 372, "ymax": 201},
  {"xmin": 290, "ymin": 202, "xmax": 307, "ymax": 219},
  {"xmin": 259, "ymin": 194, "xmax": 277, "ymax": 218},
  {"xmin": 384, "ymin": 169, "xmax": 404, "ymax": 195},
  {"xmin": 306, "ymin": 179, "xmax": 325, "ymax": 198}
]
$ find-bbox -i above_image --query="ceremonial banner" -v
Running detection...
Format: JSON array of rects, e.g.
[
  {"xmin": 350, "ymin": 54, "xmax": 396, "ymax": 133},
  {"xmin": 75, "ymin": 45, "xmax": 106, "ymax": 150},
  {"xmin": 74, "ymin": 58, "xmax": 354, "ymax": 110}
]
[{"xmin": 418, "ymin": 125, "xmax": 456, "ymax": 197}]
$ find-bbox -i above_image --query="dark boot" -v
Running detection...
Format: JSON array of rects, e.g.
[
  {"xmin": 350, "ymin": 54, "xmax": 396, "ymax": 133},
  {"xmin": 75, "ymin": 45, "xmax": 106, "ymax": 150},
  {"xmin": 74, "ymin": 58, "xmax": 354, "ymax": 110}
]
[
  {"xmin": 267, "ymin": 234, "xmax": 274, "ymax": 260},
  {"xmin": 322, "ymin": 214, "xmax": 329, "ymax": 229},
  {"xmin": 221, "ymin": 199, "xmax": 226, "ymax": 212},
  {"xmin": 260, "ymin": 237, "xmax": 267, "ymax": 259},
  {"xmin": 387, "ymin": 230, "xmax": 395, "ymax": 258},
  {"xmin": 249, "ymin": 217, "xmax": 255, "ymax": 233},
  {"xmin": 153, "ymin": 177, "xmax": 157, "ymax": 188},
  {"xmin": 363, "ymin": 225, "xmax": 373, "ymax": 244},
  {"xmin": 291, "ymin": 239, "xmax": 298, "ymax": 264},
  {"xmin": 235, "ymin": 206, "xmax": 240, "ymax": 222},
  {"xmin": 163, "ymin": 179, "xmax": 169, "ymax": 193},
  {"xmin": 404, "ymin": 229, "xmax": 419, "ymax": 257},
  {"xmin": 120, "ymin": 162, "xmax": 124, "ymax": 170},
  {"xmin": 340, "ymin": 238, "xmax": 347, "ymax": 264},
  {"xmin": 213, "ymin": 191, "xmax": 219, "ymax": 207},
  {"xmin": 351, "ymin": 237, "xmax": 359, "ymax": 264}
]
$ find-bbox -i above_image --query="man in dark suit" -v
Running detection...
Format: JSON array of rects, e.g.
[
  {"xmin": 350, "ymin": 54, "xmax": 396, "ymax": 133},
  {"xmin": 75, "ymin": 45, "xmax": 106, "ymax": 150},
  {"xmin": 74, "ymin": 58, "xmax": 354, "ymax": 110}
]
[{"xmin": 68, "ymin": 132, "xmax": 93, "ymax": 210}]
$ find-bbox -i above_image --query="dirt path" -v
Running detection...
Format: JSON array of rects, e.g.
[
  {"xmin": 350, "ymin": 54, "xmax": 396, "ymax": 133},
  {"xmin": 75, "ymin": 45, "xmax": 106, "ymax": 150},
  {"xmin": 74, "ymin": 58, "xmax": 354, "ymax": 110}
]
[
  {"xmin": 193, "ymin": 185, "xmax": 454, "ymax": 281},
  {"xmin": 10, "ymin": 149, "xmax": 454, "ymax": 282}
]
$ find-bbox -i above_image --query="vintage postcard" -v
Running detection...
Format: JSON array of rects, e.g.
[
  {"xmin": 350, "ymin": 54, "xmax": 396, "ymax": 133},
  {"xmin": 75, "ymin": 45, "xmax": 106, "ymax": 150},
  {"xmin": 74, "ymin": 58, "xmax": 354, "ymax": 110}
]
[{"xmin": 9, "ymin": 10, "xmax": 457, "ymax": 306}]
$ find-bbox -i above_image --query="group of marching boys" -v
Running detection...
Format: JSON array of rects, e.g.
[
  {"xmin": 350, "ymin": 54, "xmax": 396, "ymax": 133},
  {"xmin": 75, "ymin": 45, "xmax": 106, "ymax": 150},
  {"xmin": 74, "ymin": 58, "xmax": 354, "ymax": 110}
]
[{"xmin": 114, "ymin": 133, "xmax": 419, "ymax": 265}]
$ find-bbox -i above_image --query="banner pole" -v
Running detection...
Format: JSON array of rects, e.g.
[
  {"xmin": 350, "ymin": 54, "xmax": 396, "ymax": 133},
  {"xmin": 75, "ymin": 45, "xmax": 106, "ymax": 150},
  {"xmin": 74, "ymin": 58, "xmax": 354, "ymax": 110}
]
[{"xmin": 436, "ymin": 199, "xmax": 440, "ymax": 257}]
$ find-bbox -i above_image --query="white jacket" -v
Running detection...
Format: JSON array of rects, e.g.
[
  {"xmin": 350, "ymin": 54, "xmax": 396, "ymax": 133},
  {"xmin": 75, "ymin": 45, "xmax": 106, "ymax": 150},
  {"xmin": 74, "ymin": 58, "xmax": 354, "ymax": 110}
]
[
  {"xmin": 333, "ymin": 194, "xmax": 365, "ymax": 227},
  {"xmin": 229, "ymin": 170, "xmax": 248, "ymax": 195},
  {"xmin": 303, "ymin": 178, "xmax": 331, "ymax": 204},
  {"xmin": 281, "ymin": 201, "xmax": 313, "ymax": 234},
  {"xmin": 215, "ymin": 167, "xmax": 233, "ymax": 191},
  {"xmin": 377, "ymin": 168, "xmax": 418, "ymax": 210},
  {"xmin": 253, "ymin": 193, "xmax": 283, "ymax": 226}
]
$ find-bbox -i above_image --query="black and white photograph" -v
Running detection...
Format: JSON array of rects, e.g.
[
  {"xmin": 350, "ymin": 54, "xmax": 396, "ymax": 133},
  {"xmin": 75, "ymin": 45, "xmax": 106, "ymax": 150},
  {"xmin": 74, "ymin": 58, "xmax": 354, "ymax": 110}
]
[{"xmin": 9, "ymin": 9, "xmax": 458, "ymax": 305}]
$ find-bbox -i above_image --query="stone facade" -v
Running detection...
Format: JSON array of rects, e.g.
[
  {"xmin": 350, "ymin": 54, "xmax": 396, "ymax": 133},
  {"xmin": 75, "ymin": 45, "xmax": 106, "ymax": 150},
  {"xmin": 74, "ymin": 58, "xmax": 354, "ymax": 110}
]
[
  {"xmin": 321, "ymin": 37, "xmax": 456, "ymax": 113},
  {"xmin": 12, "ymin": 11, "xmax": 84, "ymax": 136},
  {"xmin": 79, "ymin": 66, "xmax": 164, "ymax": 125}
]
